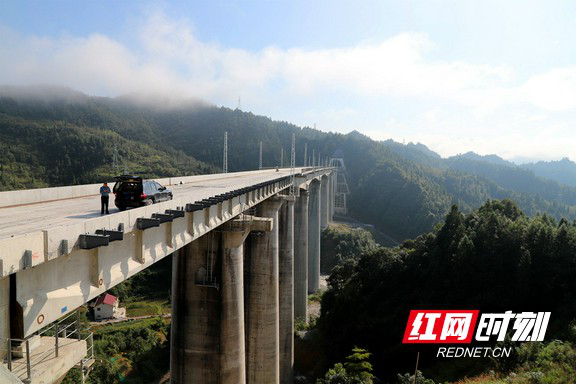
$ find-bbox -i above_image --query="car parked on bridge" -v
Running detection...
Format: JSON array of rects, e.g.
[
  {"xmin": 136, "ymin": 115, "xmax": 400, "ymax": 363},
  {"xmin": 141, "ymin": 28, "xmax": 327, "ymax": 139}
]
[{"xmin": 112, "ymin": 175, "xmax": 173, "ymax": 211}]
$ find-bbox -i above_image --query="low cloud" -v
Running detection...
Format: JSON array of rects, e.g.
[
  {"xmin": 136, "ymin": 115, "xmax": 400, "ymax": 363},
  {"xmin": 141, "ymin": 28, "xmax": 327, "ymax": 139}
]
[
  {"xmin": 0, "ymin": 9, "xmax": 574, "ymax": 160},
  {"xmin": 0, "ymin": 9, "xmax": 564, "ymax": 110}
]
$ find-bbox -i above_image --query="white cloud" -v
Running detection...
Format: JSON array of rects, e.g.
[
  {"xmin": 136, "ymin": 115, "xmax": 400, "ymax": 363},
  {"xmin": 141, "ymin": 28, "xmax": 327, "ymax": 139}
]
[
  {"xmin": 0, "ymin": 9, "xmax": 575, "ymax": 161},
  {"xmin": 521, "ymin": 68, "xmax": 576, "ymax": 111},
  {"xmin": 0, "ymin": 12, "xmax": 517, "ymax": 105}
]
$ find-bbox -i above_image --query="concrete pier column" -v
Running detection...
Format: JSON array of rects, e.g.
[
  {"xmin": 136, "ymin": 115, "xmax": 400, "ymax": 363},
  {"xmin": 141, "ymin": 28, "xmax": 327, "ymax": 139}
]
[
  {"xmin": 294, "ymin": 190, "xmax": 309, "ymax": 320},
  {"xmin": 220, "ymin": 228, "xmax": 250, "ymax": 384},
  {"xmin": 171, "ymin": 236, "xmax": 221, "ymax": 384},
  {"xmin": 321, "ymin": 176, "xmax": 329, "ymax": 230},
  {"xmin": 0, "ymin": 276, "xmax": 9, "ymax": 360},
  {"xmin": 245, "ymin": 198, "xmax": 285, "ymax": 384},
  {"xmin": 308, "ymin": 181, "xmax": 321, "ymax": 293},
  {"xmin": 278, "ymin": 197, "xmax": 295, "ymax": 384}
]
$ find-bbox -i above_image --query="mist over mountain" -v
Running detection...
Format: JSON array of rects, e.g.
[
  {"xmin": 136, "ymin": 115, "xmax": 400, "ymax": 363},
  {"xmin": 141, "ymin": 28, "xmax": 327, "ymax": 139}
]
[
  {"xmin": 1, "ymin": 85, "xmax": 575, "ymax": 241},
  {"xmin": 521, "ymin": 157, "xmax": 576, "ymax": 188},
  {"xmin": 454, "ymin": 151, "xmax": 515, "ymax": 167}
]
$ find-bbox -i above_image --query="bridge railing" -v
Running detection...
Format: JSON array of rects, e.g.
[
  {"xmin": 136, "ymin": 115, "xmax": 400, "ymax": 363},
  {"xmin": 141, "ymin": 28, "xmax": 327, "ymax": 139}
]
[{"xmin": 2, "ymin": 310, "xmax": 93, "ymax": 383}]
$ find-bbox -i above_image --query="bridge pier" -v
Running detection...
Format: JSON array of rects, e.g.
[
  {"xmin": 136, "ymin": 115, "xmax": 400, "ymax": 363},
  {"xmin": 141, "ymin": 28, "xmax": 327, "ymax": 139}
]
[
  {"xmin": 278, "ymin": 196, "xmax": 295, "ymax": 384},
  {"xmin": 170, "ymin": 237, "xmax": 221, "ymax": 384},
  {"xmin": 0, "ymin": 276, "xmax": 9, "ymax": 360},
  {"xmin": 245, "ymin": 198, "xmax": 284, "ymax": 384},
  {"xmin": 220, "ymin": 227, "xmax": 250, "ymax": 384},
  {"xmin": 294, "ymin": 190, "xmax": 309, "ymax": 321},
  {"xmin": 308, "ymin": 181, "xmax": 321, "ymax": 293}
]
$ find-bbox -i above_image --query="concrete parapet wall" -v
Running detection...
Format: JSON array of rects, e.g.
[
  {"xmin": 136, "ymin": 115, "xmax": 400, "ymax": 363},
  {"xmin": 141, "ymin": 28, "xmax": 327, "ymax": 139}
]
[{"xmin": 0, "ymin": 183, "xmax": 107, "ymax": 209}]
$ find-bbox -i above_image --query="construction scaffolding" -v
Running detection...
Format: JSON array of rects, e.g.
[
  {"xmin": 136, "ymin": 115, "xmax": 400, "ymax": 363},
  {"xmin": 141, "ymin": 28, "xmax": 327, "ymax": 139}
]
[{"xmin": 329, "ymin": 156, "xmax": 350, "ymax": 215}]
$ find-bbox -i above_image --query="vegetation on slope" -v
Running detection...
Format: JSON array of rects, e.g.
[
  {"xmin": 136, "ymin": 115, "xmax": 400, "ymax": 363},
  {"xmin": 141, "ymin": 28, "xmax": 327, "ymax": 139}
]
[
  {"xmin": 318, "ymin": 199, "xmax": 576, "ymax": 382},
  {"xmin": 0, "ymin": 87, "xmax": 215, "ymax": 190},
  {"xmin": 60, "ymin": 257, "xmax": 173, "ymax": 383},
  {"xmin": 321, "ymin": 224, "xmax": 378, "ymax": 274}
]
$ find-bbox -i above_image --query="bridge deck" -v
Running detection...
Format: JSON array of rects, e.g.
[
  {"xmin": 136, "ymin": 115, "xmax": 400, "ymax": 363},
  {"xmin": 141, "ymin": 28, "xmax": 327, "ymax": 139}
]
[
  {"xmin": 0, "ymin": 167, "xmax": 329, "ymax": 338},
  {"xmin": 0, "ymin": 169, "xmax": 295, "ymax": 241}
]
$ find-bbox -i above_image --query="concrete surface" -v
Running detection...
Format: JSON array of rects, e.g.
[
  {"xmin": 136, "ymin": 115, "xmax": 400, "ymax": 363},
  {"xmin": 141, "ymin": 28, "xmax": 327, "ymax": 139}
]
[{"xmin": 6, "ymin": 336, "xmax": 86, "ymax": 384}]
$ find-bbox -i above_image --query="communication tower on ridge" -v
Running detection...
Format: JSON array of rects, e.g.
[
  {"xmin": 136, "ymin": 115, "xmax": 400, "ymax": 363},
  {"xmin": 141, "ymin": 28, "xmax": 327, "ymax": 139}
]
[
  {"xmin": 223, "ymin": 132, "xmax": 228, "ymax": 173},
  {"xmin": 259, "ymin": 141, "xmax": 263, "ymax": 170},
  {"xmin": 329, "ymin": 152, "xmax": 350, "ymax": 215}
]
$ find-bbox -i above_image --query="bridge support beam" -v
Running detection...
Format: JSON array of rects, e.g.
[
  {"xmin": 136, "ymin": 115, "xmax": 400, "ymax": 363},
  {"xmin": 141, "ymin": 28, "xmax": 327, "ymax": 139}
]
[
  {"xmin": 245, "ymin": 198, "xmax": 284, "ymax": 384},
  {"xmin": 170, "ymin": 237, "xmax": 221, "ymax": 384},
  {"xmin": 308, "ymin": 181, "xmax": 321, "ymax": 293},
  {"xmin": 294, "ymin": 190, "xmax": 309, "ymax": 321},
  {"xmin": 278, "ymin": 196, "xmax": 295, "ymax": 384}
]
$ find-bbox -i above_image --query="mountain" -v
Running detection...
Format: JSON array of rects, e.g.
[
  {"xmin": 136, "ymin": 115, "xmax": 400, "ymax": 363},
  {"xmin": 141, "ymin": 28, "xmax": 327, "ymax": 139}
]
[
  {"xmin": 521, "ymin": 157, "xmax": 576, "ymax": 188},
  {"xmin": 455, "ymin": 151, "xmax": 514, "ymax": 167},
  {"xmin": 0, "ymin": 86, "xmax": 216, "ymax": 188},
  {"xmin": 381, "ymin": 139, "xmax": 443, "ymax": 167},
  {"xmin": 443, "ymin": 156, "xmax": 576, "ymax": 205},
  {"xmin": 2, "ymin": 85, "xmax": 576, "ymax": 241}
]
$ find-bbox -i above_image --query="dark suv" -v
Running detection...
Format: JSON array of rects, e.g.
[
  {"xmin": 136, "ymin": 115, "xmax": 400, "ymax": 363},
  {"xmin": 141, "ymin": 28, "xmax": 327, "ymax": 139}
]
[{"xmin": 113, "ymin": 175, "xmax": 173, "ymax": 211}]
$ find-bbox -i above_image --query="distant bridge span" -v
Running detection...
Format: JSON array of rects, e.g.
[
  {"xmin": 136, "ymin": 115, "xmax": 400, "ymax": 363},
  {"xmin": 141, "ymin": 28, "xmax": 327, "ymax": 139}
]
[{"xmin": 0, "ymin": 167, "xmax": 334, "ymax": 383}]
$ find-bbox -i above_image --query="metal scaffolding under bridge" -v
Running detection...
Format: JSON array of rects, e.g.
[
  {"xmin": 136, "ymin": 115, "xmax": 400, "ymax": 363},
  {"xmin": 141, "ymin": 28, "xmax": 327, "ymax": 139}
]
[{"xmin": 328, "ymin": 156, "xmax": 350, "ymax": 215}]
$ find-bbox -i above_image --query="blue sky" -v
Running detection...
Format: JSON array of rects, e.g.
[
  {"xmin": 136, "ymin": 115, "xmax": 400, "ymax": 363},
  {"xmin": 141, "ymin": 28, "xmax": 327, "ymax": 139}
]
[{"xmin": 1, "ymin": 0, "xmax": 576, "ymax": 162}]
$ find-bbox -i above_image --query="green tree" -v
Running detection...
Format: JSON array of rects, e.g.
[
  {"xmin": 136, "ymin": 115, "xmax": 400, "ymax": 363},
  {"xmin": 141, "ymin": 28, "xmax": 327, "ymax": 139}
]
[
  {"xmin": 317, "ymin": 347, "xmax": 376, "ymax": 384},
  {"xmin": 344, "ymin": 347, "xmax": 375, "ymax": 382}
]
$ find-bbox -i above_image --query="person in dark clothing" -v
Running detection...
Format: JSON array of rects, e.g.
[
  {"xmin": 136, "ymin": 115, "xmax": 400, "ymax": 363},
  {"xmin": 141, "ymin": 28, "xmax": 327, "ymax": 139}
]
[{"xmin": 100, "ymin": 182, "xmax": 111, "ymax": 214}]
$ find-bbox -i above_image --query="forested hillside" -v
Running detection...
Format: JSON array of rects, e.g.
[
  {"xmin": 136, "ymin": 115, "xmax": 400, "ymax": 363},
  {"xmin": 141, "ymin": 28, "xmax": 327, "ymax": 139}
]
[
  {"xmin": 1, "ymin": 85, "xmax": 576, "ymax": 241},
  {"xmin": 521, "ymin": 157, "xmax": 576, "ymax": 188},
  {"xmin": 0, "ymin": 86, "xmax": 215, "ymax": 189},
  {"xmin": 319, "ymin": 200, "xmax": 576, "ymax": 382}
]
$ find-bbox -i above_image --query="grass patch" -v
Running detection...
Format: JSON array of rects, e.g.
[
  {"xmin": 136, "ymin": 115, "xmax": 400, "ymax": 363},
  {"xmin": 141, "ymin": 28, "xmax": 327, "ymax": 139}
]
[
  {"xmin": 92, "ymin": 317, "xmax": 162, "ymax": 335},
  {"xmin": 126, "ymin": 300, "xmax": 170, "ymax": 317},
  {"xmin": 308, "ymin": 291, "xmax": 324, "ymax": 304},
  {"xmin": 452, "ymin": 375, "xmax": 506, "ymax": 384},
  {"xmin": 295, "ymin": 315, "xmax": 319, "ymax": 332}
]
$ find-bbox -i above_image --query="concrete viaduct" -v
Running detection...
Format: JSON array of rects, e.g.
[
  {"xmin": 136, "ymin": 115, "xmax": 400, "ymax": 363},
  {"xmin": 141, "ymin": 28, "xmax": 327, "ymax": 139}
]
[{"xmin": 0, "ymin": 167, "xmax": 334, "ymax": 383}]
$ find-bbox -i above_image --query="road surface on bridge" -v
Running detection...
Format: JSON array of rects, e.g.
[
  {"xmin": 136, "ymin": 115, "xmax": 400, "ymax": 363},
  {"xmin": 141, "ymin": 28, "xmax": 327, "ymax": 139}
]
[{"xmin": 0, "ymin": 169, "xmax": 296, "ymax": 240}]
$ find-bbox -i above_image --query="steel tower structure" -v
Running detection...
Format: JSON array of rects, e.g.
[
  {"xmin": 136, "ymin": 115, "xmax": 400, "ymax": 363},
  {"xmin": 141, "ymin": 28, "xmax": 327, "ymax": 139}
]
[{"xmin": 328, "ymin": 156, "xmax": 350, "ymax": 215}]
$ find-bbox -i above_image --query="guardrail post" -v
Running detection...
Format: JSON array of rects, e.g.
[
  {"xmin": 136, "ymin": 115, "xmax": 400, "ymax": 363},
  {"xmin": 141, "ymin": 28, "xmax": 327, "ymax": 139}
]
[
  {"xmin": 25, "ymin": 339, "xmax": 31, "ymax": 380},
  {"xmin": 55, "ymin": 323, "xmax": 59, "ymax": 357},
  {"xmin": 90, "ymin": 333, "xmax": 94, "ymax": 359},
  {"xmin": 7, "ymin": 339, "xmax": 12, "ymax": 371},
  {"xmin": 77, "ymin": 310, "xmax": 82, "ymax": 340}
]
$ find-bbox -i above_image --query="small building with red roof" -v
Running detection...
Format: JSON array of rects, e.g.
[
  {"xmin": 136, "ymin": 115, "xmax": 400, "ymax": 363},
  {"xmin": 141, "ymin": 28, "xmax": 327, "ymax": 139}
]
[{"xmin": 91, "ymin": 293, "xmax": 123, "ymax": 320}]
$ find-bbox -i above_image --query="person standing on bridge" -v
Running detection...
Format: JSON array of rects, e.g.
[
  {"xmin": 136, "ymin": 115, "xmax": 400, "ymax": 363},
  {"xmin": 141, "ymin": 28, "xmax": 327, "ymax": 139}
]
[{"xmin": 100, "ymin": 182, "xmax": 111, "ymax": 214}]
